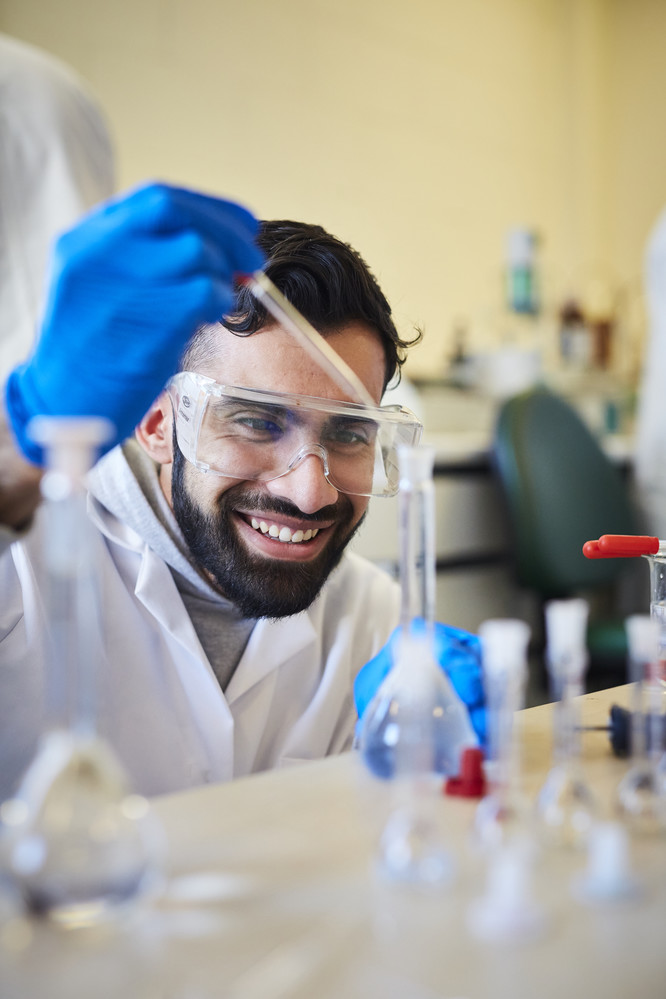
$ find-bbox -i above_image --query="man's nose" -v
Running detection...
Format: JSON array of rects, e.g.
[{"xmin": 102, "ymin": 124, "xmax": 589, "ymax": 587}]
[{"xmin": 265, "ymin": 447, "xmax": 340, "ymax": 514}]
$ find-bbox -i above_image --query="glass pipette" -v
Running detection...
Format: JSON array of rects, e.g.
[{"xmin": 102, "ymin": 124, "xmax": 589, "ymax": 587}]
[
  {"xmin": 241, "ymin": 271, "xmax": 376, "ymax": 407},
  {"xmin": 616, "ymin": 615, "xmax": 666, "ymax": 834},
  {"xmin": 0, "ymin": 417, "xmax": 162, "ymax": 925},
  {"xmin": 535, "ymin": 598, "xmax": 597, "ymax": 849}
]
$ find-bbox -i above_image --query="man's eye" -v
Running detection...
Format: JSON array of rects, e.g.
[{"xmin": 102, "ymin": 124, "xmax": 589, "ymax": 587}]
[
  {"xmin": 326, "ymin": 423, "xmax": 374, "ymax": 447},
  {"xmin": 233, "ymin": 413, "xmax": 284, "ymax": 435}
]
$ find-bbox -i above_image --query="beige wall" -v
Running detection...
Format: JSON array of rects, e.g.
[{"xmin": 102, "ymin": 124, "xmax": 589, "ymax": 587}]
[{"xmin": 2, "ymin": 0, "xmax": 665, "ymax": 380}]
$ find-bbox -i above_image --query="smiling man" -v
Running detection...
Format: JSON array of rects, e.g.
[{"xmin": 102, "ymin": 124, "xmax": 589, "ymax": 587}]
[{"xmin": 0, "ymin": 189, "xmax": 484, "ymax": 799}]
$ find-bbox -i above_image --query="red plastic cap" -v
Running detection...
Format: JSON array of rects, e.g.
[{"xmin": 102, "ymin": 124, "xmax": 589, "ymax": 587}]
[
  {"xmin": 583, "ymin": 534, "xmax": 659, "ymax": 559},
  {"xmin": 600, "ymin": 534, "xmax": 659, "ymax": 555},
  {"xmin": 444, "ymin": 746, "xmax": 486, "ymax": 798}
]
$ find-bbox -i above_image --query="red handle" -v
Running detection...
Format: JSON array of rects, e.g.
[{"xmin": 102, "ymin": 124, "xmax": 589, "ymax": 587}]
[{"xmin": 582, "ymin": 534, "xmax": 660, "ymax": 559}]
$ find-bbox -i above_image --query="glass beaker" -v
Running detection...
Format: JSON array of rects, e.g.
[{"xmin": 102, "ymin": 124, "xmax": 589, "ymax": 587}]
[{"xmin": 0, "ymin": 418, "xmax": 162, "ymax": 925}]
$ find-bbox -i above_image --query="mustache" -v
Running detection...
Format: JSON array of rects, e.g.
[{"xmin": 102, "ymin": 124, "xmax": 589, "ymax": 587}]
[{"xmin": 220, "ymin": 487, "xmax": 347, "ymax": 523}]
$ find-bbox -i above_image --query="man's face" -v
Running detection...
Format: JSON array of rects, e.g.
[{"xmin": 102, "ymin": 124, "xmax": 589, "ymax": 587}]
[{"xmin": 161, "ymin": 322, "xmax": 386, "ymax": 618}]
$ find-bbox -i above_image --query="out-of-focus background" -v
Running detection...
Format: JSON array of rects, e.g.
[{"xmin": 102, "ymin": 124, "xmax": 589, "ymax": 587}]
[
  {"xmin": 2, "ymin": 0, "xmax": 663, "ymax": 381},
  {"xmin": 3, "ymin": 0, "xmax": 665, "ymax": 691}
]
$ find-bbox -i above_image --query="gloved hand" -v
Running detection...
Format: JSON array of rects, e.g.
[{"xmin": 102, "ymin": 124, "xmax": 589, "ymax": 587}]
[
  {"xmin": 6, "ymin": 182, "xmax": 265, "ymax": 464},
  {"xmin": 354, "ymin": 622, "xmax": 487, "ymax": 747}
]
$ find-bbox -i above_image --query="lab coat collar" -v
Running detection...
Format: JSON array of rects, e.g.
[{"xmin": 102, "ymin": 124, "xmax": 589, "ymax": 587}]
[
  {"xmin": 89, "ymin": 487, "xmax": 320, "ymax": 704},
  {"xmin": 225, "ymin": 610, "xmax": 318, "ymax": 706}
]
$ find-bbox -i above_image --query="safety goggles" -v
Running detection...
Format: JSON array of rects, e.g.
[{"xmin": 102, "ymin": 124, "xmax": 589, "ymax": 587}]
[{"xmin": 167, "ymin": 371, "xmax": 423, "ymax": 498}]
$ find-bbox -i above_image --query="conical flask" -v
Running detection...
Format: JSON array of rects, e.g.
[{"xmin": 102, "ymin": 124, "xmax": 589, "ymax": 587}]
[
  {"xmin": 358, "ymin": 445, "xmax": 477, "ymax": 780},
  {"xmin": 0, "ymin": 418, "xmax": 162, "ymax": 925}
]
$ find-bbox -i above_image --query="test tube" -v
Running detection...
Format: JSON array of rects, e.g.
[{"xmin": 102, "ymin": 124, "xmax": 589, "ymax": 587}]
[
  {"xmin": 1, "ymin": 418, "xmax": 162, "ymax": 924},
  {"xmin": 535, "ymin": 598, "xmax": 597, "ymax": 849}
]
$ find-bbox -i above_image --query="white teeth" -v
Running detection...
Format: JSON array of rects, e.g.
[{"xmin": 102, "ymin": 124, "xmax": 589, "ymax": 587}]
[{"xmin": 248, "ymin": 519, "xmax": 320, "ymax": 543}]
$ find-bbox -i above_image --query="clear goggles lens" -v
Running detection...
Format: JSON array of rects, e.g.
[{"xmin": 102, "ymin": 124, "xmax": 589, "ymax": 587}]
[{"xmin": 167, "ymin": 371, "xmax": 423, "ymax": 498}]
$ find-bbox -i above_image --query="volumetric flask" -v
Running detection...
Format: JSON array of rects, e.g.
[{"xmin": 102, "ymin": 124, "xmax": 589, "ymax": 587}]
[
  {"xmin": 359, "ymin": 445, "xmax": 477, "ymax": 782},
  {"xmin": 616, "ymin": 615, "xmax": 666, "ymax": 834},
  {"xmin": 0, "ymin": 418, "xmax": 162, "ymax": 925},
  {"xmin": 536, "ymin": 598, "xmax": 596, "ymax": 849},
  {"xmin": 474, "ymin": 618, "xmax": 532, "ymax": 850},
  {"xmin": 358, "ymin": 445, "xmax": 476, "ymax": 884}
]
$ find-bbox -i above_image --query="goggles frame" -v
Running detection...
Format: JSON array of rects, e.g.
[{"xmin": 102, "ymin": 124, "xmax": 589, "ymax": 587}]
[{"xmin": 166, "ymin": 371, "xmax": 423, "ymax": 498}]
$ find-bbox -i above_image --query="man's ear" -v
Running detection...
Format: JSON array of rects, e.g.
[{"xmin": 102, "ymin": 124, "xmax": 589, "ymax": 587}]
[{"xmin": 135, "ymin": 391, "xmax": 174, "ymax": 465}]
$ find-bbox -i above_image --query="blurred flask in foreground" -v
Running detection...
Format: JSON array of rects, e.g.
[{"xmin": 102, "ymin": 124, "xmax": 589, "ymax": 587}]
[{"xmin": 0, "ymin": 417, "xmax": 162, "ymax": 926}]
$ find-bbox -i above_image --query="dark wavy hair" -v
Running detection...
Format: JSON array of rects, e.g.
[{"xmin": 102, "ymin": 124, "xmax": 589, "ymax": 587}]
[{"xmin": 181, "ymin": 220, "xmax": 421, "ymax": 391}]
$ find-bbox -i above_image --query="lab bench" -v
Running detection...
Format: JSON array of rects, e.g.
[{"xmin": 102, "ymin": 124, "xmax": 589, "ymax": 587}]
[{"xmin": 5, "ymin": 686, "xmax": 663, "ymax": 999}]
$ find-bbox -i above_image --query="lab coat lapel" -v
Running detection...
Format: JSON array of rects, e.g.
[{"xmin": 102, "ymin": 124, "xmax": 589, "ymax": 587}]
[
  {"xmin": 133, "ymin": 545, "xmax": 236, "ymax": 783},
  {"xmin": 225, "ymin": 611, "xmax": 318, "ymax": 706},
  {"xmin": 134, "ymin": 545, "xmax": 204, "ymax": 650}
]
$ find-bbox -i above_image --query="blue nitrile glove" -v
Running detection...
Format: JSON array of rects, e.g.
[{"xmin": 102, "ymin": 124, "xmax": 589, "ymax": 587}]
[
  {"xmin": 6, "ymin": 182, "xmax": 265, "ymax": 464},
  {"xmin": 354, "ymin": 622, "xmax": 487, "ymax": 747}
]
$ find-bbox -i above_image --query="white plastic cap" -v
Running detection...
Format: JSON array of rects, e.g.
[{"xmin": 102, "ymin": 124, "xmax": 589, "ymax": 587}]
[
  {"xmin": 467, "ymin": 838, "xmax": 547, "ymax": 941},
  {"xmin": 506, "ymin": 228, "xmax": 537, "ymax": 266},
  {"xmin": 29, "ymin": 416, "xmax": 114, "ymax": 479},
  {"xmin": 545, "ymin": 598, "xmax": 589, "ymax": 665},
  {"xmin": 397, "ymin": 444, "xmax": 435, "ymax": 488},
  {"xmin": 573, "ymin": 821, "xmax": 641, "ymax": 903},
  {"xmin": 625, "ymin": 614, "xmax": 659, "ymax": 664},
  {"xmin": 479, "ymin": 618, "xmax": 531, "ymax": 678}
]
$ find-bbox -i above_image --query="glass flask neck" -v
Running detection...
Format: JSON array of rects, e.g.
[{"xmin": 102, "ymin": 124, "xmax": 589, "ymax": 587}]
[
  {"xmin": 33, "ymin": 418, "xmax": 112, "ymax": 736},
  {"xmin": 398, "ymin": 444, "xmax": 436, "ymax": 636}
]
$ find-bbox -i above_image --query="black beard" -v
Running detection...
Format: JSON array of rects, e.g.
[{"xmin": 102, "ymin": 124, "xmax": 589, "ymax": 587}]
[{"xmin": 171, "ymin": 446, "xmax": 365, "ymax": 619}]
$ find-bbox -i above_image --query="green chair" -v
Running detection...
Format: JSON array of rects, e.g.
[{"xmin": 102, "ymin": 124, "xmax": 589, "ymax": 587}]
[{"xmin": 492, "ymin": 386, "xmax": 640, "ymax": 686}]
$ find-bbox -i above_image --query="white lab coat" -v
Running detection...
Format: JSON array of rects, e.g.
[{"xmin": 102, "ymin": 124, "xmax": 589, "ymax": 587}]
[
  {"xmin": 0, "ymin": 34, "xmax": 114, "ymax": 378},
  {"xmin": 0, "ymin": 494, "xmax": 400, "ymax": 799}
]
